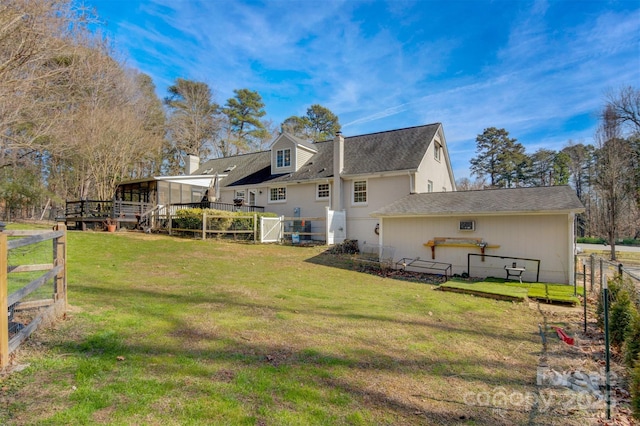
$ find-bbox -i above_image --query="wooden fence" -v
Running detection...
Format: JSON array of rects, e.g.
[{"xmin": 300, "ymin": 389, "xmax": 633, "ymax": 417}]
[
  {"xmin": 169, "ymin": 212, "xmax": 260, "ymax": 241},
  {"xmin": 0, "ymin": 225, "xmax": 67, "ymax": 368}
]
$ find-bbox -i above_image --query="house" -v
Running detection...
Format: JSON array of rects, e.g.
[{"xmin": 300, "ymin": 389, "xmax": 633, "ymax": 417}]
[
  {"xmin": 370, "ymin": 186, "xmax": 585, "ymax": 284},
  {"xmin": 110, "ymin": 122, "xmax": 584, "ymax": 284},
  {"xmin": 191, "ymin": 123, "xmax": 455, "ymax": 243}
]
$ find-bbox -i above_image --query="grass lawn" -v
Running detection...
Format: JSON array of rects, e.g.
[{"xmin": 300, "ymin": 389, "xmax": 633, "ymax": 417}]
[
  {"xmin": 440, "ymin": 278, "xmax": 582, "ymax": 305},
  {"xmin": 0, "ymin": 230, "xmax": 580, "ymax": 425}
]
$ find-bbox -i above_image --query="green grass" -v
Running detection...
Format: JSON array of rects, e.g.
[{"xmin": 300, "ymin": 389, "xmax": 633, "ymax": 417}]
[
  {"xmin": 441, "ymin": 278, "xmax": 582, "ymax": 305},
  {"xmin": 0, "ymin": 228, "xmax": 580, "ymax": 425}
]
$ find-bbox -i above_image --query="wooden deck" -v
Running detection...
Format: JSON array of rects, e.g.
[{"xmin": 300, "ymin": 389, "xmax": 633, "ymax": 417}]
[
  {"xmin": 63, "ymin": 200, "xmax": 265, "ymax": 231},
  {"xmin": 63, "ymin": 200, "xmax": 153, "ymax": 230}
]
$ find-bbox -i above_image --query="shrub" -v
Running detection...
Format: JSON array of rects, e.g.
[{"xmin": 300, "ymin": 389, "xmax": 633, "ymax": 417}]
[
  {"xmin": 597, "ymin": 274, "xmax": 636, "ymax": 329},
  {"xmin": 174, "ymin": 208, "xmax": 204, "ymax": 230},
  {"xmin": 632, "ymin": 361, "xmax": 640, "ymax": 420},
  {"xmin": 205, "ymin": 210, "xmax": 234, "ymax": 231},
  {"xmin": 610, "ymin": 289, "xmax": 635, "ymax": 349},
  {"xmin": 577, "ymin": 236, "xmax": 607, "ymax": 244},
  {"xmin": 625, "ymin": 311, "xmax": 640, "ymax": 368},
  {"xmin": 173, "ymin": 208, "xmax": 280, "ymax": 239}
]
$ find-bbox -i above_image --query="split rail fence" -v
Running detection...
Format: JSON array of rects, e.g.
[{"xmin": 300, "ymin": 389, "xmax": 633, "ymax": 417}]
[{"xmin": 0, "ymin": 225, "xmax": 67, "ymax": 368}]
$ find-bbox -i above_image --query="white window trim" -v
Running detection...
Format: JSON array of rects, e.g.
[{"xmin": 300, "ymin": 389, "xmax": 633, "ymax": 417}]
[
  {"xmin": 276, "ymin": 148, "xmax": 291, "ymax": 168},
  {"xmin": 434, "ymin": 143, "xmax": 441, "ymax": 162},
  {"xmin": 235, "ymin": 189, "xmax": 245, "ymax": 201},
  {"xmin": 352, "ymin": 179, "xmax": 368, "ymax": 206},
  {"xmin": 268, "ymin": 186, "xmax": 287, "ymax": 203},
  {"xmin": 427, "ymin": 180, "xmax": 433, "ymax": 193},
  {"xmin": 316, "ymin": 183, "xmax": 330, "ymax": 201}
]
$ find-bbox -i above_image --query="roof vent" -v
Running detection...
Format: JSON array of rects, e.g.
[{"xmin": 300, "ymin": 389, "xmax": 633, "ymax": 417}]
[{"xmin": 223, "ymin": 165, "xmax": 236, "ymax": 173}]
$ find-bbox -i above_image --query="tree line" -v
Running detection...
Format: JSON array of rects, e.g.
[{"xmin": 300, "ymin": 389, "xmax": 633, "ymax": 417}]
[
  {"xmin": 460, "ymin": 86, "xmax": 639, "ymax": 259},
  {"xmin": 0, "ymin": 0, "xmax": 340, "ymax": 213}
]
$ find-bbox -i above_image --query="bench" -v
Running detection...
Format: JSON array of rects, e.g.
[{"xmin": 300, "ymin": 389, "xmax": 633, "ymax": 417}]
[{"xmin": 504, "ymin": 265, "xmax": 526, "ymax": 284}]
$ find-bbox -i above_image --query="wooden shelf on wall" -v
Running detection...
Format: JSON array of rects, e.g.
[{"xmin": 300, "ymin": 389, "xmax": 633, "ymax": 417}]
[{"xmin": 424, "ymin": 237, "xmax": 500, "ymax": 260}]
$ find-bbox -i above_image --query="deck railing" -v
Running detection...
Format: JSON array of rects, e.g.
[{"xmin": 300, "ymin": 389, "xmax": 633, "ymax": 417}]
[{"xmin": 64, "ymin": 200, "xmax": 265, "ymax": 231}]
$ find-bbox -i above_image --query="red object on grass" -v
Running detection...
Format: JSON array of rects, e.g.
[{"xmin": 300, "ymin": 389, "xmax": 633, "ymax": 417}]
[{"xmin": 554, "ymin": 327, "xmax": 574, "ymax": 345}]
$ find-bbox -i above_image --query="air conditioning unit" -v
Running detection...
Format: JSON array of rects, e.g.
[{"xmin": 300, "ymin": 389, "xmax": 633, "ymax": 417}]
[{"xmin": 459, "ymin": 220, "xmax": 475, "ymax": 231}]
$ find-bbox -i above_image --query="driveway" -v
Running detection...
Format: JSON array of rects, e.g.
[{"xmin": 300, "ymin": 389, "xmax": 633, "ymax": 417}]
[{"xmin": 577, "ymin": 243, "xmax": 640, "ymax": 253}]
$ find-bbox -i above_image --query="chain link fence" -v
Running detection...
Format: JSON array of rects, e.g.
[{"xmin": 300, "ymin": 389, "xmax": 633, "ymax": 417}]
[
  {"xmin": 574, "ymin": 253, "xmax": 640, "ymax": 420},
  {"xmin": 576, "ymin": 254, "xmax": 640, "ymax": 303}
]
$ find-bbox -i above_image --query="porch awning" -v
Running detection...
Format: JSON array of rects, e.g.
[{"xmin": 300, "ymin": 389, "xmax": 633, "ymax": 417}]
[{"xmin": 155, "ymin": 174, "xmax": 228, "ymax": 188}]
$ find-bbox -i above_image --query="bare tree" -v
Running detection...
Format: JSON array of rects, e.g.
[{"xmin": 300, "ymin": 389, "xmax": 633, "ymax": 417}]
[
  {"xmin": 455, "ymin": 177, "xmax": 486, "ymax": 191},
  {"xmin": 593, "ymin": 105, "xmax": 634, "ymax": 260},
  {"xmin": 164, "ymin": 78, "xmax": 220, "ymax": 173},
  {"xmin": 606, "ymin": 86, "xmax": 640, "ymax": 132},
  {"xmin": 0, "ymin": 0, "xmax": 88, "ymax": 169}
]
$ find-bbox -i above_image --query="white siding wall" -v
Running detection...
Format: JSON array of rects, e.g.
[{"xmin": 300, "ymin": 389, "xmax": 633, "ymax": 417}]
[
  {"xmin": 296, "ymin": 147, "xmax": 315, "ymax": 170},
  {"xmin": 262, "ymin": 182, "xmax": 331, "ymax": 240},
  {"xmin": 263, "ymin": 183, "xmax": 330, "ymax": 218},
  {"xmin": 380, "ymin": 214, "xmax": 573, "ymax": 283},
  {"xmin": 415, "ymin": 136, "xmax": 454, "ymax": 193},
  {"xmin": 343, "ymin": 174, "xmax": 411, "ymax": 244}
]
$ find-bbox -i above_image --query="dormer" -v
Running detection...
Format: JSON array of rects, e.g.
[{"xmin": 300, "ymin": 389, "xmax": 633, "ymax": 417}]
[{"xmin": 270, "ymin": 133, "xmax": 317, "ymax": 173}]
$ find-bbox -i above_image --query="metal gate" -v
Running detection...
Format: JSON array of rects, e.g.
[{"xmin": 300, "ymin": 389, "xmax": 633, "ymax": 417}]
[{"xmin": 260, "ymin": 216, "xmax": 283, "ymax": 243}]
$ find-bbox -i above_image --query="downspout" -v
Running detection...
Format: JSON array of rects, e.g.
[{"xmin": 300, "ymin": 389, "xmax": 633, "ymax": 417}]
[{"xmin": 332, "ymin": 132, "xmax": 344, "ymax": 211}]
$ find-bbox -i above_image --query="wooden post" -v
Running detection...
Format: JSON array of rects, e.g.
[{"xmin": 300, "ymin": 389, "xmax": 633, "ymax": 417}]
[
  {"xmin": 0, "ymin": 233, "xmax": 8, "ymax": 368},
  {"xmin": 54, "ymin": 224, "xmax": 67, "ymax": 309},
  {"xmin": 202, "ymin": 212, "xmax": 207, "ymax": 241},
  {"xmin": 253, "ymin": 214, "xmax": 257, "ymax": 243}
]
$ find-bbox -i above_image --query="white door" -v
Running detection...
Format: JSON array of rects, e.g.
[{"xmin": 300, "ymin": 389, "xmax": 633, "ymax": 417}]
[
  {"xmin": 260, "ymin": 216, "xmax": 283, "ymax": 243},
  {"xmin": 326, "ymin": 209, "xmax": 346, "ymax": 245}
]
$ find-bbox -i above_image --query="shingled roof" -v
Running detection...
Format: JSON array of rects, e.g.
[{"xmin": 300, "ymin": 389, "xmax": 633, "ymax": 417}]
[
  {"xmin": 194, "ymin": 123, "xmax": 441, "ymax": 188},
  {"xmin": 371, "ymin": 186, "xmax": 585, "ymax": 217}
]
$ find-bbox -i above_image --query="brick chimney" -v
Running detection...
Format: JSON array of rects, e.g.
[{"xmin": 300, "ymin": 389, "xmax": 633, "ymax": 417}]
[{"xmin": 332, "ymin": 132, "xmax": 344, "ymax": 210}]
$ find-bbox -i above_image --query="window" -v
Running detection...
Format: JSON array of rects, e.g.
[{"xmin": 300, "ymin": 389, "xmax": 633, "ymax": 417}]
[
  {"xmin": 353, "ymin": 180, "xmax": 367, "ymax": 204},
  {"xmin": 434, "ymin": 143, "xmax": 441, "ymax": 161},
  {"xmin": 269, "ymin": 187, "xmax": 287, "ymax": 202},
  {"xmin": 317, "ymin": 183, "xmax": 330, "ymax": 199},
  {"xmin": 276, "ymin": 149, "xmax": 291, "ymax": 168},
  {"xmin": 235, "ymin": 190, "xmax": 245, "ymax": 202},
  {"xmin": 427, "ymin": 180, "xmax": 433, "ymax": 193}
]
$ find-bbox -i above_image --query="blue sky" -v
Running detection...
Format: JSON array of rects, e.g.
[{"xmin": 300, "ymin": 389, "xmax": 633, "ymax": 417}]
[{"xmin": 82, "ymin": 0, "xmax": 640, "ymax": 180}]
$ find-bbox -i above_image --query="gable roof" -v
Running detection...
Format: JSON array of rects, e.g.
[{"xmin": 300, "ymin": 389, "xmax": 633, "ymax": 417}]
[
  {"xmin": 342, "ymin": 124, "xmax": 440, "ymax": 175},
  {"xmin": 272, "ymin": 132, "xmax": 317, "ymax": 152},
  {"xmin": 371, "ymin": 186, "xmax": 585, "ymax": 217},
  {"xmin": 194, "ymin": 123, "xmax": 442, "ymax": 188}
]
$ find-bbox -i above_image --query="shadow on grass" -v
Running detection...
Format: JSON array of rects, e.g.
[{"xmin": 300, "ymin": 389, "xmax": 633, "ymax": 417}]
[
  {"xmin": 50, "ymin": 315, "xmax": 534, "ymax": 425},
  {"xmin": 23, "ymin": 243, "xmax": 544, "ymax": 424},
  {"xmin": 304, "ymin": 250, "xmax": 448, "ymax": 285}
]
